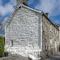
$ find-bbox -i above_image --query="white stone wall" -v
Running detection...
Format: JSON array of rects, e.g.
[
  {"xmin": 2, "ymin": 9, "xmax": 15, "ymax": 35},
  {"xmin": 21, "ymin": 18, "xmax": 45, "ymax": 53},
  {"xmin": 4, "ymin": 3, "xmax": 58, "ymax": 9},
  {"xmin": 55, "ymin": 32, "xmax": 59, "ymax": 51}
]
[
  {"xmin": 59, "ymin": 27, "xmax": 60, "ymax": 44},
  {"xmin": 5, "ymin": 6, "xmax": 42, "ymax": 57}
]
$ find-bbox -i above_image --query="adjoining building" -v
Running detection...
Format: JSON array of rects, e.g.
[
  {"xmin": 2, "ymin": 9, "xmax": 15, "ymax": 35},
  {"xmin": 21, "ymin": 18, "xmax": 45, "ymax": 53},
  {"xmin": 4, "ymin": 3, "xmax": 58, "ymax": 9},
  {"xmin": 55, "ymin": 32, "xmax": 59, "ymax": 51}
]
[{"xmin": 4, "ymin": 0, "xmax": 60, "ymax": 59}]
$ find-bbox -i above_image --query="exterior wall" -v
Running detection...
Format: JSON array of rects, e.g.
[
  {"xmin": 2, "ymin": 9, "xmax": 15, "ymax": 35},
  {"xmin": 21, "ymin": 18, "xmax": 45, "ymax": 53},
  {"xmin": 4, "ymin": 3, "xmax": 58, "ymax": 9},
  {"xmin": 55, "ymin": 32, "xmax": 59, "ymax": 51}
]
[
  {"xmin": 5, "ymin": 6, "xmax": 42, "ymax": 57},
  {"xmin": 42, "ymin": 15, "xmax": 59, "ymax": 56},
  {"xmin": 58, "ymin": 27, "xmax": 60, "ymax": 52},
  {"xmin": 5, "ymin": 5, "xmax": 60, "ymax": 58}
]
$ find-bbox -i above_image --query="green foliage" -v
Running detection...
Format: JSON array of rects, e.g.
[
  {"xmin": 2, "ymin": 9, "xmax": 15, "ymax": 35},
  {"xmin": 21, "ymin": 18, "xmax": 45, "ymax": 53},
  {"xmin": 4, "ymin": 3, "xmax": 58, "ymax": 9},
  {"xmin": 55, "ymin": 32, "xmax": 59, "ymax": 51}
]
[{"xmin": 0, "ymin": 36, "xmax": 5, "ymax": 57}]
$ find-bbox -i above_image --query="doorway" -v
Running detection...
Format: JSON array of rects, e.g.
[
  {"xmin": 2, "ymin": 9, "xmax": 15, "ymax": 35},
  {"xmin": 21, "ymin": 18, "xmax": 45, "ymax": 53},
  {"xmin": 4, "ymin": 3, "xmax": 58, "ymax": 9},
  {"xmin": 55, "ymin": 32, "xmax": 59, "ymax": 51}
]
[{"xmin": 59, "ymin": 45, "xmax": 60, "ymax": 52}]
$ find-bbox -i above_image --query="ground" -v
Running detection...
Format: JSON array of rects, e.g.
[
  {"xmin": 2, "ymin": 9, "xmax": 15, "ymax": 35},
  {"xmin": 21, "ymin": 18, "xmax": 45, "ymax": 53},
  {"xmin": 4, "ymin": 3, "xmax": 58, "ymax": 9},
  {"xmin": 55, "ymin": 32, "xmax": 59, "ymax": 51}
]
[
  {"xmin": 46, "ymin": 56, "xmax": 60, "ymax": 60},
  {"xmin": 0, "ymin": 53, "xmax": 60, "ymax": 60},
  {"xmin": 0, "ymin": 54, "xmax": 28, "ymax": 60},
  {"xmin": 45, "ymin": 53, "xmax": 60, "ymax": 60}
]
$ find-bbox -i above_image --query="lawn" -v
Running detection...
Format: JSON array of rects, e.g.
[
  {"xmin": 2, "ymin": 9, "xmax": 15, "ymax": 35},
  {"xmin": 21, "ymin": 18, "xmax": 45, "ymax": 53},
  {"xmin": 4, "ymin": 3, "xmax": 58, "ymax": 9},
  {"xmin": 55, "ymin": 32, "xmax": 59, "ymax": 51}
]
[{"xmin": 0, "ymin": 36, "xmax": 5, "ymax": 57}]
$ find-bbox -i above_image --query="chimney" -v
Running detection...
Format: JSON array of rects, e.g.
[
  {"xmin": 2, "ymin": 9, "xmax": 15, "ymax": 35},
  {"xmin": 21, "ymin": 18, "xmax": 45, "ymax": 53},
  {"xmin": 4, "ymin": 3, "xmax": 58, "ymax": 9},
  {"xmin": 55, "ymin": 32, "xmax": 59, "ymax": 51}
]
[
  {"xmin": 17, "ymin": 0, "xmax": 28, "ymax": 5},
  {"xmin": 45, "ymin": 13, "xmax": 48, "ymax": 17}
]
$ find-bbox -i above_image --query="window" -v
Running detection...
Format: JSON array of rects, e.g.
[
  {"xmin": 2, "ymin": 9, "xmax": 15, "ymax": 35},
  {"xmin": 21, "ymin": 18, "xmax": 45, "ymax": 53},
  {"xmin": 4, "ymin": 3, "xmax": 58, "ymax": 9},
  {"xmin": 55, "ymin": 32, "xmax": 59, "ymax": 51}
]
[{"xmin": 11, "ymin": 40, "xmax": 13, "ymax": 46}]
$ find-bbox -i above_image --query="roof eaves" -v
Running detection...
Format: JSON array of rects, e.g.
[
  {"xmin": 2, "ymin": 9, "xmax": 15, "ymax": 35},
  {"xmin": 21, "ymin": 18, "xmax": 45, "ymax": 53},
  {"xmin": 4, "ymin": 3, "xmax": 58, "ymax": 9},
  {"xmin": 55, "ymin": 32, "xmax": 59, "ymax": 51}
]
[
  {"xmin": 21, "ymin": 4, "xmax": 42, "ymax": 14},
  {"xmin": 42, "ymin": 13, "xmax": 59, "ymax": 30}
]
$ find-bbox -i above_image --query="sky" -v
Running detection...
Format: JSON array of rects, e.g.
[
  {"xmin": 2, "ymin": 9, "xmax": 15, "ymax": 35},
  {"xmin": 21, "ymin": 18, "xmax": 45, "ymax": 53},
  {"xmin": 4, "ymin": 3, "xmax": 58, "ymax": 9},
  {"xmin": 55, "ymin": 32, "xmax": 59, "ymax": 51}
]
[
  {"xmin": 0, "ymin": 0, "xmax": 60, "ymax": 25},
  {"xmin": 0, "ymin": 0, "xmax": 16, "ymax": 22},
  {"xmin": 28, "ymin": 0, "xmax": 60, "ymax": 25}
]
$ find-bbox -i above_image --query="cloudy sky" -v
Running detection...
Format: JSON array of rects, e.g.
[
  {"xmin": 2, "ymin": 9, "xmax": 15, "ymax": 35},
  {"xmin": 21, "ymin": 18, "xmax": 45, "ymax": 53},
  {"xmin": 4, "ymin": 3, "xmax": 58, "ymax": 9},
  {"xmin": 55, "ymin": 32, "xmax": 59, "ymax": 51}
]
[
  {"xmin": 0, "ymin": 0, "xmax": 60, "ymax": 25},
  {"xmin": 0, "ymin": 0, "xmax": 16, "ymax": 22},
  {"xmin": 28, "ymin": 0, "xmax": 60, "ymax": 25}
]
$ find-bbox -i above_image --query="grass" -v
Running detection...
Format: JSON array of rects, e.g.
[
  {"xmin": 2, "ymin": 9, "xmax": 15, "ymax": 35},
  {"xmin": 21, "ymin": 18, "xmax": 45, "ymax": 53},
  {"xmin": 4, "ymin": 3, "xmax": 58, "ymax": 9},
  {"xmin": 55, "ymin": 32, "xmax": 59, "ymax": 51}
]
[{"xmin": 0, "ymin": 36, "xmax": 5, "ymax": 57}]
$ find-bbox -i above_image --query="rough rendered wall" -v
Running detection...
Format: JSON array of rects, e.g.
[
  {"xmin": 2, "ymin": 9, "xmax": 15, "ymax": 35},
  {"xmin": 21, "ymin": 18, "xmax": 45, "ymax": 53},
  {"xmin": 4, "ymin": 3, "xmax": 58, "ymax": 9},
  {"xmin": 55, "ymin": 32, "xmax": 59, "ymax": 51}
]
[
  {"xmin": 5, "ymin": 6, "xmax": 42, "ymax": 56},
  {"xmin": 58, "ymin": 27, "xmax": 60, "ymax": 52},
  {"xmin": 42, "ymin": 15, "xmax": 59, "ymax": 55}
]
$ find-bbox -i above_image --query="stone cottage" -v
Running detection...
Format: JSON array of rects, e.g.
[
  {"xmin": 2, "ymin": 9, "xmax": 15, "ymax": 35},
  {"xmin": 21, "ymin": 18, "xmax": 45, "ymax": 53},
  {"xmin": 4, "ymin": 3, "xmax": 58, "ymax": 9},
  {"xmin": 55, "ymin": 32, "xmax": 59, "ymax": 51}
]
[{"xmin": 4, "ymin": 0, "xmax": 60, "ymax": 59}]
